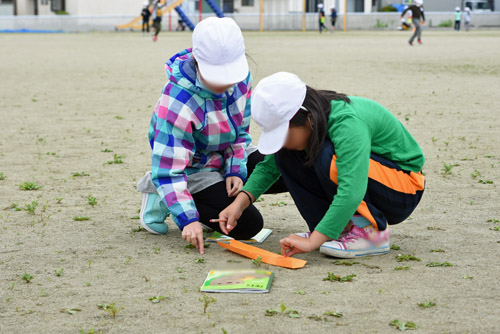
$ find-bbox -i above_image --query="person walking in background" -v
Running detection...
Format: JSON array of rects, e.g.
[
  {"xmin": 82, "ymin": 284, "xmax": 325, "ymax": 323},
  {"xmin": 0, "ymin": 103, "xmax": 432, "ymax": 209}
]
[
  {"xmin": 330, "ymin": 7, "xmax": 337, "ymax": 32},
  {"xmin": 464, "ymin": 7, "xmax": 471, "ymax": 31},
  {"xmin": 141, "ymin": 1, "xmax": 151, "ymax": 35},
  {"xmin": 151, "ymin": 0, "xmax": 164, "ymax": 42},
  {"xmin": 318, "ymin": 4, "xmax": 328, "ymax": 33},
  {"xmin": 454, "ymin": 7, "xmax": 461, "ymax": 31},
  {"xmin": 401, "ymin": 0, "xmax": 425, "ymax": 46}
]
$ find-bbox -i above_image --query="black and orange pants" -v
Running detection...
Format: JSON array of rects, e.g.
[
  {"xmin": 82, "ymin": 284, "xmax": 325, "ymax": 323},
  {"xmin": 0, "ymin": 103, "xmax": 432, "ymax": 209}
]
[{"xmin": 274, "ymin": 141, "xmax": 425, "ymax": 232}]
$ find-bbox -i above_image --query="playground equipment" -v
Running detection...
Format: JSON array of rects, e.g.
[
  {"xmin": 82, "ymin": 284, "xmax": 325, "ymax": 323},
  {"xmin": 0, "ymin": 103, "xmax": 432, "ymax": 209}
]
[
  {"xmin": 174, "ymin": 6, "xmax": 195, "ymax": 30},
  {"xmin": 116, "ymin": 0, "xmax": 224, "ymax": 32}
]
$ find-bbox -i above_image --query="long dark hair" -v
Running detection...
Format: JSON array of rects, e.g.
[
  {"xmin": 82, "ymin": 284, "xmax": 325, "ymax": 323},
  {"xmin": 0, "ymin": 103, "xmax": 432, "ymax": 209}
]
[{"xmin": 289, "ymin": 86, "xmax": 350, "ymax": 166}]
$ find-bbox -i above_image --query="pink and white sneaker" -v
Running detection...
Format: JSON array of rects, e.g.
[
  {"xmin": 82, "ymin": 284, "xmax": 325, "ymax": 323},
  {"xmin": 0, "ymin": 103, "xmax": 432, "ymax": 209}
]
[{"xmin": 320, "ymin": 224, "xmax": 390, "ymax": 258}]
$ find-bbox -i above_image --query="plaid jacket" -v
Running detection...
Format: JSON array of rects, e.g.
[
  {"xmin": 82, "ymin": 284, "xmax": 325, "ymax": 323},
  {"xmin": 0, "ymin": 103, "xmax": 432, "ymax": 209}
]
[{"xmin": 149, "ymin": 48, "xmax": 252, "ymax": 229}]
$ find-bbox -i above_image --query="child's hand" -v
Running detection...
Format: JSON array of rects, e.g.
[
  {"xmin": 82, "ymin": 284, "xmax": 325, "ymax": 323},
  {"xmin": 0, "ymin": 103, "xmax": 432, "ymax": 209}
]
[
  {"xmin": 280, "ymin": 235, "xmax": 314, "ymax": 257},
  {"xmin": 216, "ymin": 202, "xmax": 243, "ymax": 235},
  {"xmin": 182, "ymin": 221, "xmax": 205, "ymax": 255},
  {"xmin": 226, "ymin": 176, "xmax": 243, "ymax": 197},
  {"xmin": 213, "ymin": 191, "xmax": 254, "ymax": 235},
  {"xmin": 280, "ymin": 231, "xmax": 330, "ymax": 257}
]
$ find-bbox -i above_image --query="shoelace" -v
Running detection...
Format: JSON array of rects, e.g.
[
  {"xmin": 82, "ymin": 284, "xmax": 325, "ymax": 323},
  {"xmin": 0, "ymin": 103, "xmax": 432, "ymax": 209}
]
[{"xmin": 338, "ymin": 227, "xmax": 367, "ymax": 245}]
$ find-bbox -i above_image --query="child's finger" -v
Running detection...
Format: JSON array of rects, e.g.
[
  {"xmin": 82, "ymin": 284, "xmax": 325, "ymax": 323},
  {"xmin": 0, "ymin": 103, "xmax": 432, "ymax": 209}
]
[
  {"xmin": 190, "ymin": 233, "xmax": 198, "ymax": 249},
  {"xmin": 280, "ymin": 238, "xmax": 292, "ymax": 257},
  {"xmin": 285, "ymin": 246, "xmax": 300, "ymax": 257},
  {"xmin": 198, "ymin": 233, "xmax": 205, "ymax": 255},
  {"xmin": 220, "ymin": 221, "xmax": 229, "ymax": 235},
  {"xmin": 226, "ymin": 216, "xmax": 237, "ymax": 233},
  {"xmin": 225, "ymin": 178, "xmax": 232, "ymax": 195}
]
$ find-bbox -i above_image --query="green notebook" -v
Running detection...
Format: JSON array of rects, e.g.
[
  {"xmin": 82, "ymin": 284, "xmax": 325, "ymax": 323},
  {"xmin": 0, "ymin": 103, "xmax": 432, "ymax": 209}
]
[
  {"xmin": 200, "ymin": 269, "xmax": 274, "ymax": 293},
  {"xmin": 205, "ymin": 228, "xmax": 272, "ymax": 244}
]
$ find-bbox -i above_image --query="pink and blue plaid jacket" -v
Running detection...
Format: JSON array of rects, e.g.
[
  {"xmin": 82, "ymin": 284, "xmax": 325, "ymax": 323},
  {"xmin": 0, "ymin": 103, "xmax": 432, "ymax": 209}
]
[{"xmin": 149, "ymin": 48, "xmax": 252, "ymax": 229}]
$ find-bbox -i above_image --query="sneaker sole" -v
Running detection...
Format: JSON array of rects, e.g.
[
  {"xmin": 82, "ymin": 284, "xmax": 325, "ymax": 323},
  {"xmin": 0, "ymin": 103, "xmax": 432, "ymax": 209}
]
[
  {"xmin": 140, "ymin": 193, "xmax": 162, "ymax": 235},
  {"xmin": 319, "ymin": 245, "xmax": 390, "ymax": 259}
]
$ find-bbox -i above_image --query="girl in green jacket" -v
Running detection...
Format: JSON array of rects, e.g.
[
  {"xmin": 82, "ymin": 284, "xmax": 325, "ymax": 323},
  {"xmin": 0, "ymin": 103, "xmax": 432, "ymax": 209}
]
[{"xmin": 217, "ymin": 72, "xmax": 426, "ymax": 259}]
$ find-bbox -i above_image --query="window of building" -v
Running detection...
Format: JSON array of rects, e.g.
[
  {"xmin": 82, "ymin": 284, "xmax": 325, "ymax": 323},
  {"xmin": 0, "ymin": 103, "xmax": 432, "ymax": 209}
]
[{"xmin": 51, "ymin": 0, "xmax": 65, "ymax": 12}]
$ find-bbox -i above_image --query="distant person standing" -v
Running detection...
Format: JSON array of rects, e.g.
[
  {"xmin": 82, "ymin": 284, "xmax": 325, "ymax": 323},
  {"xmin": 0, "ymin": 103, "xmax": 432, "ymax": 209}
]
[
  {"xmin": 454, "ymin": 7, "xmax": 461, "ymax": 31},
  {"xmin": 464, "ymin": 7, "xmax": 471, "ymax": 31},
  {"xmin": 152, "ymin": 0, "xmax": 164, "ymax": 42},
  {"xmin": 318, "ymin": 4, "xmax": 327, "ymax": 33},
  {"xmin": 176, "ymin": 19, "xmax": 186, "ymax": 31},
  {"xmin": 141, "ymin": 2, "xmax": 151, "ymax": 35},
  {"xmin": 330, "ymin": 7, "xmax": 337, "ymax": 32},
  {"xmin": 401, "ymin": 0, "xmax": 425, "ymax": 46}
]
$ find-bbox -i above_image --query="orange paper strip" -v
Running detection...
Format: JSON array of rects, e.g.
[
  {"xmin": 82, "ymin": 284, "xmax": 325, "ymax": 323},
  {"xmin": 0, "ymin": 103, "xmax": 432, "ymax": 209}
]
[{"xmin": 217, "ymin": 240, "xmax": 307, "ymax": 269}]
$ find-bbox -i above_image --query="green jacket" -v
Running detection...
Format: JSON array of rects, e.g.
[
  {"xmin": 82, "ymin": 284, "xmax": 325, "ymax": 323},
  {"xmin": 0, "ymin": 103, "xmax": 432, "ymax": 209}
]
[{"xmin": 242, "ymin": 96, "xmax": 425, "ymax": 239}]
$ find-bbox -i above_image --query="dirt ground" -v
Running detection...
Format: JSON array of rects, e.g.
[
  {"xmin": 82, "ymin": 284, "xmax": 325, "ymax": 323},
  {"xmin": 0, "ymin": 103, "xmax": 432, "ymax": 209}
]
[{"xmin": 1, "ymin": 29, "xmax": 500, "ymax": 334}]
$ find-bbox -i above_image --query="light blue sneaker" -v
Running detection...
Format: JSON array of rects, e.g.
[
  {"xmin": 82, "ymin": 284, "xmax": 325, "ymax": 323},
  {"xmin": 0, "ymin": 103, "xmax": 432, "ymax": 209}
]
[{"xmin": 140, "ymin": 192, "xmax": 169, "ymax": 235}]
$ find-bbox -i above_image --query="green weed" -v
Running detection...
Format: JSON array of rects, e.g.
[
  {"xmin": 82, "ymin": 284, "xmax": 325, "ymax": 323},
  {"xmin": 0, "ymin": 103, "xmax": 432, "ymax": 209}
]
[
  {"xmin": 9, "ymin": 203, "xmax": 22, "ymax": 211},
  {"xmin": 72, "ymin": 172, "xmax": 90, "ymax": 177},
  {"xmin": 394, "ymin": 266, "xmax": 411, "ymax": 270},
  {"xmin": 426, "ymin": 262, "xmax": 454, "ymax": 267},
  {"xmin": 73, "ymin": 216, "xmax": 90, "ymax": 221},
  {"xmin": 87, "ymin": 195, "xmax": 97, "ymax": 206},
  {"xmin": 332, "ymin": 260, "xmax": 359, "ymax": 266},
  {"xmin": 323, "ymin": 272, "xmax": 356, "ymax": 282},
  {"xmin": 265, "ymin": 302, "xmax": 299, "ymax": 318},
  {"xmin": 199, "ymin": 294, "xmax": 216, "ymax": 314},
  {"xmin": 396, "ymin": 254, "xmax": 421, "ymax": 262},
  {"xmin": 22, "ymin": 273, "xmax": 34, "ymax": 283},
  {"xmin": 97, "ymin": 302, "xmax": 124, "ymax": 318},
  {"xmin": 19, "ymin": 182, "xmax": 43, "ymax": 191},
  {"xmin": 149, "ymin": 295, "xmax": 167, "ymax": 304},
  {"xmin": 323, "ymin": 310, "xmax": 343, "ymax": 318},
  {"xmin": 417, "ymin": 301, "xmax": 436, "ymax": 308},
  {"xmin": 252, "ymin": 256, "xmax": 263, "ymax": 267},
  {"xmin": 24, "ymin": 201, "xmax": 38, "ymax": 215},
  {"xmin": 389, "ymin": 319, "xmax": 417, "ymax": 331},
  {"xmin": 106, "ymin": 154, "xmax": 124, "ymax": 164}
]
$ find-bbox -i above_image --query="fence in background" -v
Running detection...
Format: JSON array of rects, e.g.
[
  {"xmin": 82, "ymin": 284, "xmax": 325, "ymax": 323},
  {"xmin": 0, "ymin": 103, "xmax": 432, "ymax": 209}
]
[{"xmin": 1, "ymin": 12, "xmax": 499, "ymax": 32}]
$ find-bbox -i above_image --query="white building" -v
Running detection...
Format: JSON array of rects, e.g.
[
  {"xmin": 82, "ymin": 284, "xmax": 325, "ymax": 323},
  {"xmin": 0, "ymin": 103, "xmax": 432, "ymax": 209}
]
[
  {"xmin": 1, "ymin": 0, "xmax": 399, "ymax": 16},
  {"xmin": 1, "ymin": 0, "xmax": 496, "ymax": 16}
]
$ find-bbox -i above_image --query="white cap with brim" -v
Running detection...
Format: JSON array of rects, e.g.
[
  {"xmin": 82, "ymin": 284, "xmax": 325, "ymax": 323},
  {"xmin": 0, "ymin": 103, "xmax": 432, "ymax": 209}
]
[
  {"xmin": 192, "ymin": 17, "xmax": 249, "ymax": 86},
  {"xmin": 251, "ymin": 72, "xmax": 307, "ymax": 155}
]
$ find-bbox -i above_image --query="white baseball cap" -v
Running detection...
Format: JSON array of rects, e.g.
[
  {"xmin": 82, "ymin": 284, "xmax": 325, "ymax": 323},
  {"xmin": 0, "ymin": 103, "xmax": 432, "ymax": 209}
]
[
  {"xmin": 192, "ymin": 17, "xmax": 248, "ymax": 86},
  {"xmin": 251, "ymin": 72, "xmax": 307, "ymax": 155},
  {"xmin": 414, "ymin": 0, "xmax": 423, "ymax": 5}
]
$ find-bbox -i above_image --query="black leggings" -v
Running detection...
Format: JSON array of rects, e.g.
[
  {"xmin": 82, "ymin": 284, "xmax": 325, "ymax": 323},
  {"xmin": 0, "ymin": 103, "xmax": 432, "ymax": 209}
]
[
  {"xmin": 191, "ymin": 151, "xmax": 287, "ymax": 240},
  {"xmin": 142, "ymin": 20, "xmax": 150, "ymax": 33}
]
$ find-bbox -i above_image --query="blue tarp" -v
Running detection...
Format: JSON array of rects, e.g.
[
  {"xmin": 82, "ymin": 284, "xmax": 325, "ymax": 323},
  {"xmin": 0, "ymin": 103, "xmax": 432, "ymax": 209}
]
[
  {"xmin": 392, "ymin": 4, "xmax": 407, "ymax": 12},
  {"xmin": 0, "ymin": 28, "xmax": 65, "ymax": 33}
]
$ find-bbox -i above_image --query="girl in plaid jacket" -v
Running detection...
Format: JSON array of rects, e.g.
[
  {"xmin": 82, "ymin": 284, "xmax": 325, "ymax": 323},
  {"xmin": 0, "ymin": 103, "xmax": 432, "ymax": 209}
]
[{"xmin": 136, "ymin": 18, "xmax": 285, "ymax": 254}]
